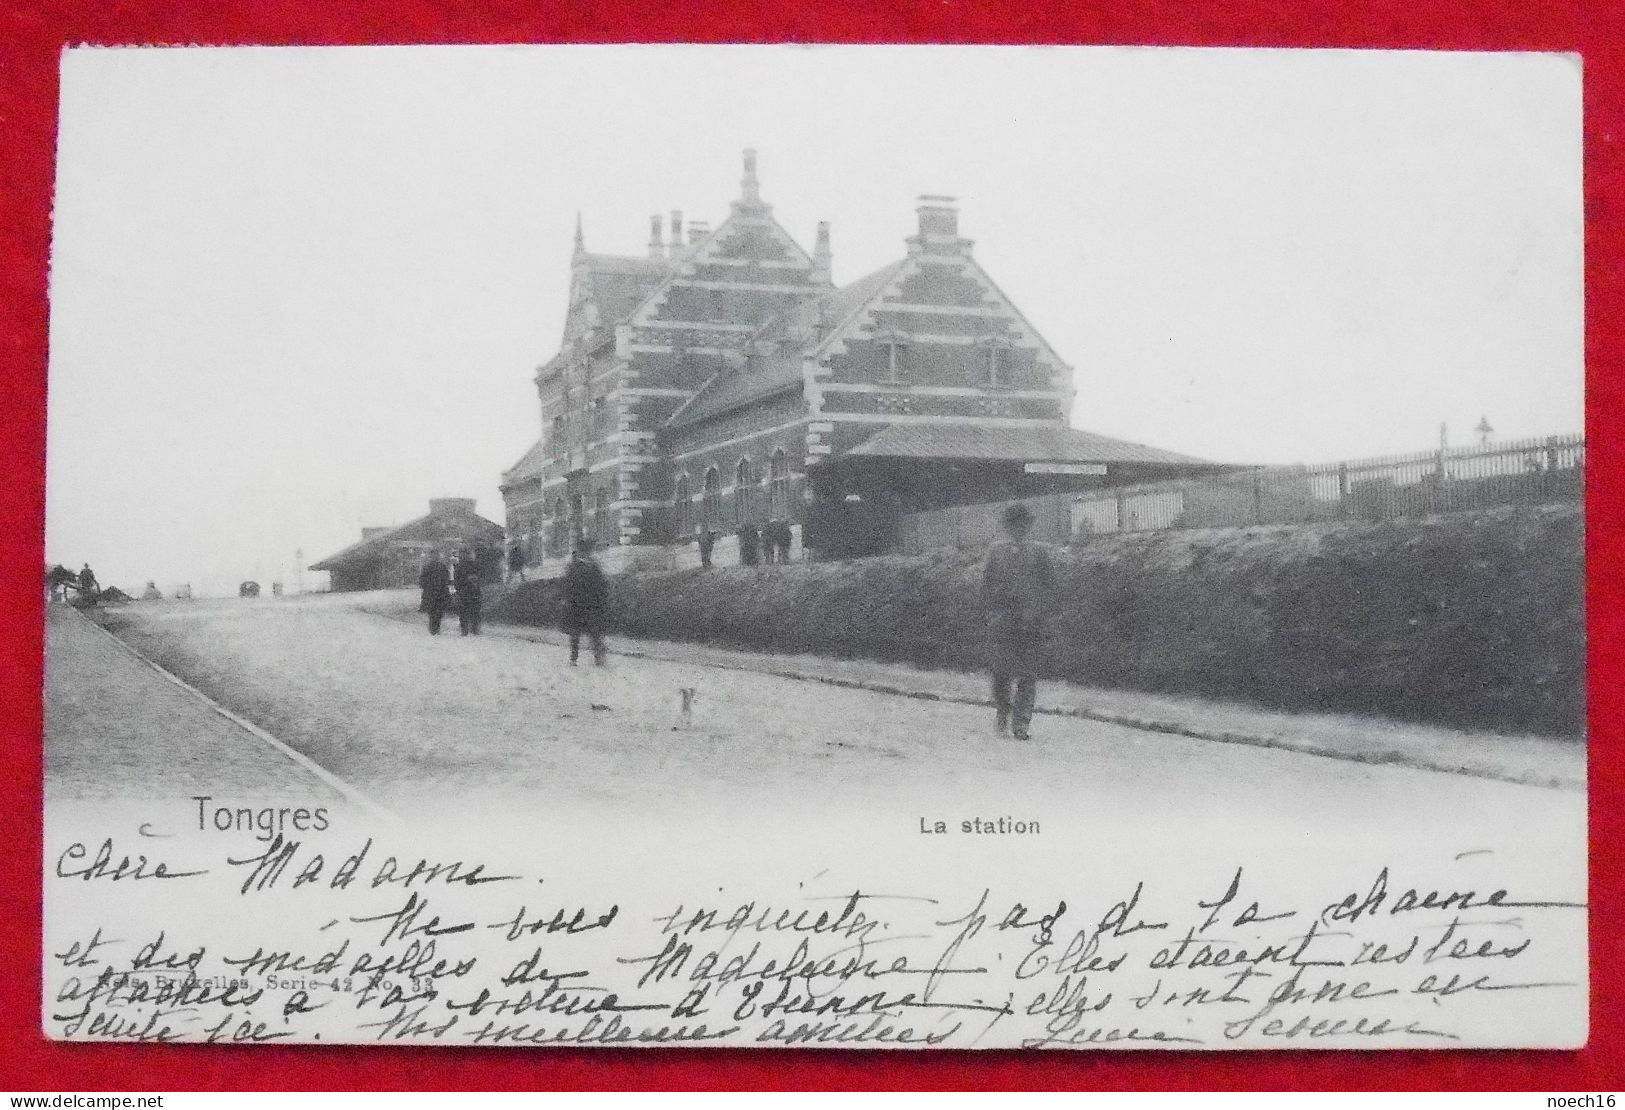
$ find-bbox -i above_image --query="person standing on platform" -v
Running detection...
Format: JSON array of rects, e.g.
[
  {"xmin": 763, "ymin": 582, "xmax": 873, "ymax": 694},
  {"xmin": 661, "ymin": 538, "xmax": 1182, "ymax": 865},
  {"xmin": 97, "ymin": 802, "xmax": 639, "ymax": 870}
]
[
  {"xmin": 453, "ymin": 546, "xmax": 483, "ymax": 635},
  {"xmin": 561, "ymin": 542, "xmax": 609, "ymax": 666},
  {"xmin": 980, "ymin": 504, "xmax": 1055, "ymax": 741},
  {"xmin": 419, "ymin": 550, "xmax": 452, "ymax": 635}
]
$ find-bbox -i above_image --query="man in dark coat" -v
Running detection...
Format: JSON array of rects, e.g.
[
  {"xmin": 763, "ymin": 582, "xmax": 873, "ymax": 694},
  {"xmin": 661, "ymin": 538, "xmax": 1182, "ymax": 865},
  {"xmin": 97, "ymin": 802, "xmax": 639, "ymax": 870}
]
[
  {"xmin": 561, "ymin": 543, "xmax": 609, "ymax": 666},
  {"xmin": 981, "ymin": 504, "xmax": 1055, "ymax": 740},
  {"xmin": 419, "ymin": 550, "xmax": 452, "ymax": 635},
  {"xmin": 78, "ymin": 564, "xmax": 98, "ymax": 602},
  {"xmin": 697, "ymin": 529, "xmax": 715, "ymax": 569},
  {"xmin": 508, "ymin": 540, "xmax": 526, "ymax": 583},
  {"xmin": 453, "ymin": 547, "xmax": 483, "ymax": 635}
]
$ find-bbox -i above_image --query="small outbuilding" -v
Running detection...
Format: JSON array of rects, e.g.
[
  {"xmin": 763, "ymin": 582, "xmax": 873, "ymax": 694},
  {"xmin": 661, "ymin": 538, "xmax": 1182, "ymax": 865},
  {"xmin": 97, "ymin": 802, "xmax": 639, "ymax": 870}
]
[{"xmin": 309, "ymin": 497, "xmax": 505, "ymax": 592}]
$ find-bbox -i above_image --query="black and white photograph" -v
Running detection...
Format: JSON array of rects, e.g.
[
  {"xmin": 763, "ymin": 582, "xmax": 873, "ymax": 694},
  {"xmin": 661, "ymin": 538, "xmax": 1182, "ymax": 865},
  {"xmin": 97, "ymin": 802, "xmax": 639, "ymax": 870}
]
[{"xmin": 42, "ymin": 44, "xmax": 1585, "ymax": 1050}]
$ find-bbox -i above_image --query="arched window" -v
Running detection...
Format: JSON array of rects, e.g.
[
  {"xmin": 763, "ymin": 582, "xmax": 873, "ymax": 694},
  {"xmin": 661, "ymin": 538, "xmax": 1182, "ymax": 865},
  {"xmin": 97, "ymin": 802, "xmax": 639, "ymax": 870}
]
[
  {"xmin": 674, "ymin": 474, "xmax": 690, "ymax": 537},
  {"xmin": 594, "ymin": 487, "xmax": 610, "ymax": 544},
  {"xmin": 702, "ymin": 468, "xmax": 721, "ymax": 531},
  {"xmin": 734, "ymin": 457, "xmax": 754, "ymax": 526},
  {"xmin": 769, "ymin": 449, "xmax": 789, "ymax": 520}
]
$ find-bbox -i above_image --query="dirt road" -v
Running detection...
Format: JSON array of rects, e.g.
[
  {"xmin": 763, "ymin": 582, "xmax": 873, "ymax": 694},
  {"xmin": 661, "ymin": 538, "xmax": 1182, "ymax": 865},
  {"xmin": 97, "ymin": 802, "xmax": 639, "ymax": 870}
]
[{"xmin": 47, "ymin": 592, "xmax": 1580, "ymax": 857}]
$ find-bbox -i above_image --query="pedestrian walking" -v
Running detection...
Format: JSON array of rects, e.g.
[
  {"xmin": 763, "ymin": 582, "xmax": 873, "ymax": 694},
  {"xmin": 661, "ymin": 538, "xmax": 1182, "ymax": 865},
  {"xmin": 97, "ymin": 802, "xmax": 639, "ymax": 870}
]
[
  {"xmin": 508, "ymin": 539, "xmax": 526, "ymax": 583},
  {"xmin": 981, "ymin": 504, "xmax": 1055, "ymax": 740},
  {"xmin": 419, "ymin": 550, "xmax": 452, "ymax": 635},
  {"xmin": 561, "ymin": 542, "xmax": 609, "ymax": 666},
  {"xmin": 772, "ymin": 520, "xmax": 793, "ymax": 564},
  {"xmin": 740, "ymin": 524, "xmax": 761, "ymax": 566},
  {"xmin": 78, "ymin": 563, "xmax": 99, "ymax": 601},
  {"xmin": 698, "ymin": 529, "xmax": 715, "ymax": 569},
  {"xmin": 453, "ymin": 547, "xmax": 483, "ymax": 635}
]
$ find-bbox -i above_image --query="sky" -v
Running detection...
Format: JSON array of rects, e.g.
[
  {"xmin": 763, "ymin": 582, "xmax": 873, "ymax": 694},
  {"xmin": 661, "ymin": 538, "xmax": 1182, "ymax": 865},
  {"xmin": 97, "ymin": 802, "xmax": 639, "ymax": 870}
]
[{"xmin": 45, "ymin": 45, "xmax": 1582, "ymax": 596}]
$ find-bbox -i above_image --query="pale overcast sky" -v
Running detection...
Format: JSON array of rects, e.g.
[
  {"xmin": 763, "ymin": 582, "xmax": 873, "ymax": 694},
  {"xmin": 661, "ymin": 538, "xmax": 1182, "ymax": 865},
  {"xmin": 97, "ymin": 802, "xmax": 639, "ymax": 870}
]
[{"xmin": 46, "ymin": 45, "xmax": 1582, "ymax": 596}]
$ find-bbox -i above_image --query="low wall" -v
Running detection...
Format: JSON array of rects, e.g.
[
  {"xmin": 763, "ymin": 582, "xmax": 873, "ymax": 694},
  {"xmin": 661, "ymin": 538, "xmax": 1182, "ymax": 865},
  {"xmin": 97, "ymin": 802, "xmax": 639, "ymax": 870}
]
[{"xmin": 491, "ymin": 504, "xmax": 1584, "ymax": 737}]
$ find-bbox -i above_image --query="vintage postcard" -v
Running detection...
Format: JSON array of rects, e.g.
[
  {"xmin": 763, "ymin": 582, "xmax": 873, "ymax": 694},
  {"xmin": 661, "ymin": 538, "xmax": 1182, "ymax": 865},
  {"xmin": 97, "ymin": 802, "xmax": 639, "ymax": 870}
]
[{"xmin": 42, "ymin": 44, "xmax": 1585, "ymax": 1050}]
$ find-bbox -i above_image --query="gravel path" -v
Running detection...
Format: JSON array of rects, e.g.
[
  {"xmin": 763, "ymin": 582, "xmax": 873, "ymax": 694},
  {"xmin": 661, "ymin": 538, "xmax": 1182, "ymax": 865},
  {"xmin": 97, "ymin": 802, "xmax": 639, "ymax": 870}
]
[
  {"xmin": 430, "ymin": 592, "xmax": 1583, "ymax": 791},
  {"xmin": 83, "ymin": 593, "xmax": 1584, "ymax": 851}
]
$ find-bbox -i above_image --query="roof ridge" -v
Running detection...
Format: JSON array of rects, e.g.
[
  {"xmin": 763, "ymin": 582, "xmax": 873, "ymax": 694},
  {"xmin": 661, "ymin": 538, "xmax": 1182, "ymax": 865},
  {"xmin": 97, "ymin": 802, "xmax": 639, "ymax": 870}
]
[{"xmin": 808, "ymin": 258, "xmax": 910, "ymax": 359}]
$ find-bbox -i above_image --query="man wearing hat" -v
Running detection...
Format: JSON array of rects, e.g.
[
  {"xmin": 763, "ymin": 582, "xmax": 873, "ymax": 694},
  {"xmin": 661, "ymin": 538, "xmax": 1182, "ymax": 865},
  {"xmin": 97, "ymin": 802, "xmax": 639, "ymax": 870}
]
[
  {"xmin": 561, "ymin": 541, "xmax": 610, "ymax": 665},
  {"xmin": 981, "ymin": 503, "xmax": 1055, "ymax": 740},
  {"xmin": 452, "ymin": 545, "xmax": 484, "ymax": 636},
  {"xmin": 419, "ymin": 549, "xmax": 452, "ymax": 635}
]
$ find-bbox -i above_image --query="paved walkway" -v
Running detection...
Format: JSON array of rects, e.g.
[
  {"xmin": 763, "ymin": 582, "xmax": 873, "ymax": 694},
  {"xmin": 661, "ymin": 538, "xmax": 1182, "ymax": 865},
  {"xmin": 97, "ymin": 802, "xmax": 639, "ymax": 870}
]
[{"xmin": 44, "ymin": 604, "xmax": 351, "ymax": 804}]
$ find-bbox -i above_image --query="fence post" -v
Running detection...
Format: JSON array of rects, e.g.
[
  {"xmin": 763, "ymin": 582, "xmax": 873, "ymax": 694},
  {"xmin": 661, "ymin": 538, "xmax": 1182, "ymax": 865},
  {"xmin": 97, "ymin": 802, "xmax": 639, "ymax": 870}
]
[
  {"xmin": 1252, "ymin": 470, "xmax": 1264, "ymax": 525},
  {"xmin": 1337, "ymin": 462, "xmax": 1350, "ymax": 518}
]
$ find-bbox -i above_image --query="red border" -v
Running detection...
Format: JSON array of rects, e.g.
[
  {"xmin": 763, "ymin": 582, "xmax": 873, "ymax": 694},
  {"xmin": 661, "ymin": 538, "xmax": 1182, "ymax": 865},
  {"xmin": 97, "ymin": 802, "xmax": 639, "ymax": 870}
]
[{"xmin": 2, "ymin": 0, "xmax": 1617, "ymax": 1091}]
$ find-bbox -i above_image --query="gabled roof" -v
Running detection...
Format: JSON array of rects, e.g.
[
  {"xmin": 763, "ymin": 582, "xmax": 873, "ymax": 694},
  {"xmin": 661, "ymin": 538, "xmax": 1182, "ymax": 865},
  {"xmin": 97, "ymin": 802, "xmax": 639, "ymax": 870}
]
[
  {"xmin": 668, "ymin": 349, "xmax": 804, "ymax": 430},
  {"xmin": 578, "ymin": 253, "xmax": 670, "ymax": 326},
  {"xmin": 309, "ymin": 505, "xmax": 504, "ymax": 571},
  {"xmin": 802, "ymin": 260, "xmax": 909, "ymax": 357},
  {"xmin": 665, "ymin": 262, "xmax": 910, "ymax": 432},
  {"xmin": 842, "ymin": 423, "xmax": 1220, "ymax": 468},
  {"xmin": 623, "ymin": 203, "xmax": 816, "ymax": 337}
]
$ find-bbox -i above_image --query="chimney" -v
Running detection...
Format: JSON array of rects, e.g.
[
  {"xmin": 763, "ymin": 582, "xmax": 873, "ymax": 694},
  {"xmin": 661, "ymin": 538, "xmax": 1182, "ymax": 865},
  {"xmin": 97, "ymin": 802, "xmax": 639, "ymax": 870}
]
[
  {"xmin": 910, "ymin": 194, "xmax": 967, "ymax": 255},
  {"xmin": 572, "ymin": 211, "xmax": 585, "ymax": 261},
  {"xmin": 429, "ymin": 497, "xmax": 476, "ymax": 517},
  {"xmin": 648, "ymin": 213, "xmax": 664, "ymax": 259},
  {"xmin": 811, "ymin": 220, "xmax": 832, "ymax": 285},
  {"xmin": 670, "ymin": 210, "xmax": 684, "ymax": 252},
  {"xmin": 688, "ymin": 220, "xmax": 711, "ymax": 246},
  {"xmin": 730, "ymin": 148, "xmax": 770, "ymax": 216},
  {"xmin": 740, "ymin": 148, "xmax": 761, "ymax": 205}
]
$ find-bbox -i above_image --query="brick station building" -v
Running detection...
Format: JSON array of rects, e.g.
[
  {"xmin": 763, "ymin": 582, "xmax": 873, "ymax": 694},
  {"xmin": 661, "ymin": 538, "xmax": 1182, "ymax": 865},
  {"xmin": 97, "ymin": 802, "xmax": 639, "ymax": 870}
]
[{"xmin": 500, "ymin": 150, "xmax": 1217, "ymax": 570}]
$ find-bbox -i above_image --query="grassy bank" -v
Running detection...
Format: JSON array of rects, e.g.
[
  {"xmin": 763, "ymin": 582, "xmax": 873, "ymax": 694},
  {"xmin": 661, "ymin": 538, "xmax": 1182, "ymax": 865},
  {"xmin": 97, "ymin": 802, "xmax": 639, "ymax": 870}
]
[{"xmin": 492, "ymin": 504, "xmax": 1584, "ymax": 737}]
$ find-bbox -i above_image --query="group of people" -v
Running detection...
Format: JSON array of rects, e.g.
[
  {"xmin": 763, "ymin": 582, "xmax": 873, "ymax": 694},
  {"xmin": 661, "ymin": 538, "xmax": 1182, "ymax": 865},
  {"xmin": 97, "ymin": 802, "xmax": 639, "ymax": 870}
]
[
  {"xmin": 696, "ymin": 521, "xmax": 794, "ymax": 569},
  {"xmin": 419, "ymin": 542, "xmax": 610, "ymax": 666},
  {"xmin": 415, "ymin": 503, "xmax": 1054, "ymax": 742},
  {"xmin": 45, "ymin": 563, "xmax": 98, "ymax": 603},
  {"xmin": 417, "ymin": 547, "xmax": 487, "ymax": 636}
]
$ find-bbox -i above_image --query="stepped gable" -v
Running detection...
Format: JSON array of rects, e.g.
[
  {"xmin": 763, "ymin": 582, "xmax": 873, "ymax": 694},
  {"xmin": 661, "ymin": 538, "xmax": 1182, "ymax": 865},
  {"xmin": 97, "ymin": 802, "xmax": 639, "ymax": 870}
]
[
  {"xmin": 559, "ymin": 213, "xmax": 671, "ymax": 349},
  {"xmin": 668, "ymin": 260, "xmax": 909, "ymax": 431},
  {"xmin": 807, "ymin": 196, "xmax": 1073, "ymax": 409},
  {"xmin": 622, "ymin": 149, "xmax": 826, "ymax": 401}
]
